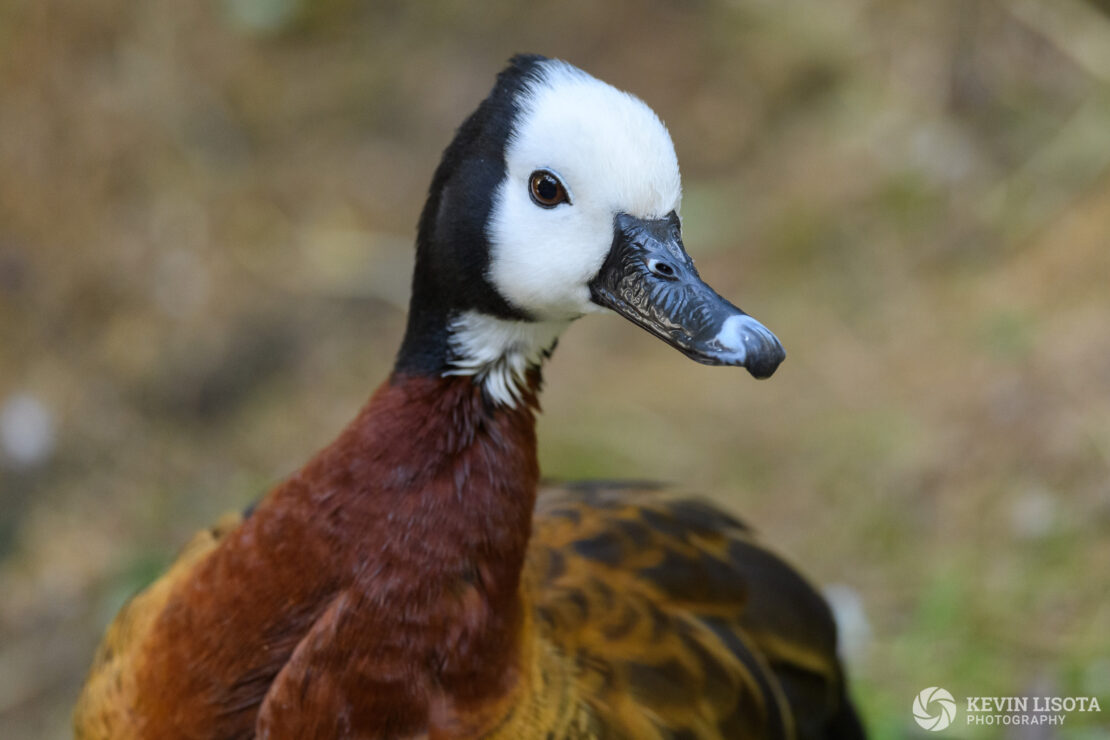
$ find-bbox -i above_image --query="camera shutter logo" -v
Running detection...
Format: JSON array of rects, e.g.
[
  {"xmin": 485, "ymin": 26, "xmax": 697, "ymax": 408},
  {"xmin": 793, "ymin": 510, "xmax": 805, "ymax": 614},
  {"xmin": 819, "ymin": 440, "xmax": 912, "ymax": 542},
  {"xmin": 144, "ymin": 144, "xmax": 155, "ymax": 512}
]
[{"xmin": 913, "ymin": 687, "xmax": 957, "ymax": 731}]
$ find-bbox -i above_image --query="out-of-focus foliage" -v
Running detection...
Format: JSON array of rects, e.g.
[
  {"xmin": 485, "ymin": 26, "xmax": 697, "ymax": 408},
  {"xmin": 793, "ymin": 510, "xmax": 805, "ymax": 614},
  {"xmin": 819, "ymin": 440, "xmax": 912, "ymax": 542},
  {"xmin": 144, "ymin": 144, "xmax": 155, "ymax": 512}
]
[{"xmin": 1, "ymin": 1, "xmax": 1109, "ymax": 737}]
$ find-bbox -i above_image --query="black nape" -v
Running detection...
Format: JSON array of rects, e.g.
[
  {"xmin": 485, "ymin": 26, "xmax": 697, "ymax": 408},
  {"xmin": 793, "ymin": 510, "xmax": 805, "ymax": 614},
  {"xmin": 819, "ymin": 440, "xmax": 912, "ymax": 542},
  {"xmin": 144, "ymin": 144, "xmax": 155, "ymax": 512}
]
[{"xmin": 394, "ymin": 55, "xmax": 550, "ymax": 377}]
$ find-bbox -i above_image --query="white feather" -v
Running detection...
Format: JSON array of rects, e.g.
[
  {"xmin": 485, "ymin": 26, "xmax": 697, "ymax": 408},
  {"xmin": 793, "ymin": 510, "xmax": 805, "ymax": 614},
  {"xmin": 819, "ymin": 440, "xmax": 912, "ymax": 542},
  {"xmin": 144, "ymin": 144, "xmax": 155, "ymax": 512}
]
[
  {"xmin": 487, "ymin": 59, "xmax": 682, "ymax": 321},
  {"xmin": 444, "ymin": 311, "xmax": 568, "ymax": 406}
]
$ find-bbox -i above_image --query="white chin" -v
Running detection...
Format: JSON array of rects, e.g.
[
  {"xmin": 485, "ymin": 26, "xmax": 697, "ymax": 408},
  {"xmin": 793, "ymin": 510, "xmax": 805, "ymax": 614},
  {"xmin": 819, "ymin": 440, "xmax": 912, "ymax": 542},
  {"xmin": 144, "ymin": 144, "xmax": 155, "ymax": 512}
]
[{"xmin": 498, "ymin": 284, "xmax": 598, "ymax": 323}]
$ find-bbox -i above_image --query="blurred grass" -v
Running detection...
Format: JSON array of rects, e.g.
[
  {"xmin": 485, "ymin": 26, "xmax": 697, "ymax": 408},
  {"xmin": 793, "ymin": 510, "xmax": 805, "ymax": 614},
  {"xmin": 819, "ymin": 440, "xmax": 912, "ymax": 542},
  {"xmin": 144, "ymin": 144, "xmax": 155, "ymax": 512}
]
[{"xmin": 2, "ymin": 0, "xmax": 1110, "ymax": 737}]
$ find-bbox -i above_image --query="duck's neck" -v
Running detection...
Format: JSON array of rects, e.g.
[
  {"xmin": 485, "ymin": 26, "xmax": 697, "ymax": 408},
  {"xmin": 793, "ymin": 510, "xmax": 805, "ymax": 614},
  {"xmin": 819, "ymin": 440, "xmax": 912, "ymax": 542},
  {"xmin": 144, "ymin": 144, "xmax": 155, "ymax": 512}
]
[
  {"xmin": 293, "ymin": 363, "xmax": 546, "ymax": 732},
  {"xmin": 359, "ymin": 309, "xmax": 564, "ymax": 616},
  {"xmin": 350, "ymin": 367, "xmax": 543, "ymax": 588},
  {"xmin": 278, "ymin": 308, "xmax": 570, "ymax": 731}
]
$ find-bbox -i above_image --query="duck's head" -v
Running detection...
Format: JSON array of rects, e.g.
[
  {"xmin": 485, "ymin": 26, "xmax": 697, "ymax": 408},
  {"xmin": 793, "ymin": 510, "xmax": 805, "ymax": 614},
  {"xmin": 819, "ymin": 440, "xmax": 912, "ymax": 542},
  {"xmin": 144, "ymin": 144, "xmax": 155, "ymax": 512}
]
[{"xmin": 395, "ymin": 55, "xmax": 785, "ymax": 405}]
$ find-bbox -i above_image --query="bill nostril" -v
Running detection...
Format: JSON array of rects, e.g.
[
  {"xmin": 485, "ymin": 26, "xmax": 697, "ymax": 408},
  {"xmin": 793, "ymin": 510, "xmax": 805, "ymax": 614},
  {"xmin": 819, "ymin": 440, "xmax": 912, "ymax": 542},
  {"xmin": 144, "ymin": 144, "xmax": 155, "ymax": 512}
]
[{"xmin": 647, "ymin": 259, "xmax": 676, "ymax": 278}]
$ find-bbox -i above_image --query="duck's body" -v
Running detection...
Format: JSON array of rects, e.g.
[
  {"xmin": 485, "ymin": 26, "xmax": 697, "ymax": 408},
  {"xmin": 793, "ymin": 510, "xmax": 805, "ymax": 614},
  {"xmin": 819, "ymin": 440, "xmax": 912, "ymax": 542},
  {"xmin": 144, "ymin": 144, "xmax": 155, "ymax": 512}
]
[{"xmin": 76, "ymin": 55, "xmax": 864, "ymax": 739}]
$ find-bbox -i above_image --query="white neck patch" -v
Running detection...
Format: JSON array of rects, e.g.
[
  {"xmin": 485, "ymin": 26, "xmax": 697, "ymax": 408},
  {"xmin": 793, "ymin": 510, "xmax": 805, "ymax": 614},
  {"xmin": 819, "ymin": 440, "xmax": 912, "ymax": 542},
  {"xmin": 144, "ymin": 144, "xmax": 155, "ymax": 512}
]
[
  {"xmin": 444, "ymin": 311, "xmax": 568, "ymax": 406},
  {"xmin": 486, "ymin": 60, "xmax": 682, "ymax": 322}
]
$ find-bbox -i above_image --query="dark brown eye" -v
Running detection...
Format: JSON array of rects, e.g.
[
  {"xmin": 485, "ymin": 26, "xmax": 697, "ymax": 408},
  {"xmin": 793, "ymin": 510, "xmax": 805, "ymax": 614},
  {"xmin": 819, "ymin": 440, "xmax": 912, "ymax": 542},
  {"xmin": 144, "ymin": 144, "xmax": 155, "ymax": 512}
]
[{"xmin": 528, "ymin": 170, "xmax": 569, "ymax": 208}]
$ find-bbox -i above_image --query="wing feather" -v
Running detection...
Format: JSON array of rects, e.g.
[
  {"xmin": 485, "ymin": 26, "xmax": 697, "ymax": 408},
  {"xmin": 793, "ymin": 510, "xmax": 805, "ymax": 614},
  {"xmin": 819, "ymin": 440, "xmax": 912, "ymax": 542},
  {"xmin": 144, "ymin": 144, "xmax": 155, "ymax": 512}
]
[{"xmin": 525, "ymin": 482, "xmax": 860, "ymax": 740}]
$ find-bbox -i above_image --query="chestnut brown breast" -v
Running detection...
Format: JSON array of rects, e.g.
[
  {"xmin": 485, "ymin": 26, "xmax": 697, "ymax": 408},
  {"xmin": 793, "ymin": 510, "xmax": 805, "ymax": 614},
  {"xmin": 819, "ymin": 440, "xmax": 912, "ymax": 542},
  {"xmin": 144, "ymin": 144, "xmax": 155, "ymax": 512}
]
[{"xmin": 75, "ymin": 374, "xmax": 859, "ymax": 739}]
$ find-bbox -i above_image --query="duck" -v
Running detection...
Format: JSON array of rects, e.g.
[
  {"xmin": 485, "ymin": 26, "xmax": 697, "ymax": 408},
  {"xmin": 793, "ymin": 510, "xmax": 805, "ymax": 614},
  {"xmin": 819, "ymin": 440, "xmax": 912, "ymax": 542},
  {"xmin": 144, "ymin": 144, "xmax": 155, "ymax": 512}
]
[{"xmin": 75, "ymin": 54, "xmax": 865, "ymax": 740}]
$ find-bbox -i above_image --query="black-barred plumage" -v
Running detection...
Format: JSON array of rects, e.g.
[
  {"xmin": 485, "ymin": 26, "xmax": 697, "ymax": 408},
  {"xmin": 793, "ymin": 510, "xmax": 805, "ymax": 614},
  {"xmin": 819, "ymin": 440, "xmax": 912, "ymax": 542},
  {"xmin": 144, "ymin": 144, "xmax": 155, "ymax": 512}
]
[{"xmin": 530, "ymin": 482, "xmax": 863, "ymax": 738}]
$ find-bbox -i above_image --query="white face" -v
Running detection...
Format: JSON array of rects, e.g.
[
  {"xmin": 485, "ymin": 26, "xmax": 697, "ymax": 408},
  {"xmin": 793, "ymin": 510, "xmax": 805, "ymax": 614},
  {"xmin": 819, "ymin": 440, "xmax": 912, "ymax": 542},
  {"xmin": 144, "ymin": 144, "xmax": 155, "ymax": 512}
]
[{"xmin": 486, "ymin": 61, "xmax": 683, "ymax": 321}]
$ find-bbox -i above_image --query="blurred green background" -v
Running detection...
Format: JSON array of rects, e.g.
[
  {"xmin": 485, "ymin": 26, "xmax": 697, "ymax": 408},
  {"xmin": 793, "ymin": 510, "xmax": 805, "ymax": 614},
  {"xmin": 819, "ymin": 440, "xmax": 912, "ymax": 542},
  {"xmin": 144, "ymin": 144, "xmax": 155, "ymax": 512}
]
[{"xmin": 2, "ymin": 0, "xmax": 1109, "ymax": 737}]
